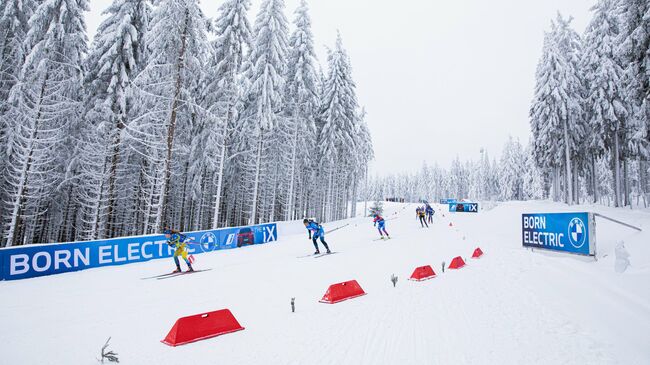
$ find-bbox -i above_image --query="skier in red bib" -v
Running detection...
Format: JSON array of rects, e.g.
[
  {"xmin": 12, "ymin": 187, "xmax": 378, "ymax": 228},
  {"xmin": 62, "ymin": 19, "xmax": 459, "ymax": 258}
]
[{"xmin": 373, "ymin": 213, "xmax": 390, "ymax": 239}]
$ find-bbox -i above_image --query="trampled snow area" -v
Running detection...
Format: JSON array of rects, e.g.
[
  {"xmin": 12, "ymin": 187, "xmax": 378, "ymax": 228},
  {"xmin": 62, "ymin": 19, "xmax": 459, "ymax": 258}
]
[{"xmin": 1, "ymin": 201, "xmax": 649, "ymax": 365}]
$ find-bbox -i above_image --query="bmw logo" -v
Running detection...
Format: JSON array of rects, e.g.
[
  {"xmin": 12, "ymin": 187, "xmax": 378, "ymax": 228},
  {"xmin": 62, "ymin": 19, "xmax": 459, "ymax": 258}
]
[
  {"xmin": 567, "ymin": 217, "xmax": 586, "ymax": 249},
  {"xmin": 199, "ymin": 232, "xmax": 218, "ymax": 252}
]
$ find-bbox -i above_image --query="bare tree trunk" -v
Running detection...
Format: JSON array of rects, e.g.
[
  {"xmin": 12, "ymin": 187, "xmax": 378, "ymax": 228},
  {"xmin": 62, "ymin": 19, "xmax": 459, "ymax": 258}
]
[
  {"xmin": 614, "ymin": 131, "xmax": 621, "ymax": 207},
  {"xmin": 6, "ymin": 74, "xmax": 48, "ymax": 246},
  {"xmin": 573, "ymin": 160, "xmax": 579, "ymax": 204},
  {"xmin": 363, "ymin": 166, "xmax": 369, "ymax": 217},
  {"xmin": 351, "ymin": 175, "xmax": 358, "ymax": 218},
  {"xmin": 90, "ymin": 165, "xmax": 107, "ymax": 240},
  {"xmin": 143, "ymin": 168, "xmax": 158, "ymax": 235},
  {"xmin": 286, "ymin": 112, "xmax": 299, "ymax": 221},
  {"xmin": 592, "ymin": 155, "xmax": 598, "ymax": 203},
  {"xmin": 640, "ymin": 159, "xmax": 647, "ymax": 208},
  {"xmin": 250, "ymin": 137, "xmax": 264, "ymax": 225},
  {"xmin": 179, "ymin": 160, "xmax": 190, "ymax": 230},
  {"xmin": 106, "ymin": 108, "xmax": 125, "ymax": 237},
  {"xmin": 269, "ymin": 163, "xmax": 279, "ymax": 222},
  {"xmin": 562, "ymin": 120, "xmax": 573, "ymax": 204},
  {"xmin": 158, "ymin": 10, "xmax": 189, "ymax": 230},
  {"xmin": 623, "ymin": 157, "xmax": 630, "ymax": 207}
]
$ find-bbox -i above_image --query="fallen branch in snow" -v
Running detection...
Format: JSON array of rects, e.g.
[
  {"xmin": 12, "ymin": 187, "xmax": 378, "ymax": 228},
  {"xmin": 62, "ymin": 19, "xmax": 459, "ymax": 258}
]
[
  {"xmin": 98, "ymin": 337, "xmax": 119, "ymax": 363},
  {"xmin": 391, "ymin": 274, "xmax": 398, "ymax": 287}
]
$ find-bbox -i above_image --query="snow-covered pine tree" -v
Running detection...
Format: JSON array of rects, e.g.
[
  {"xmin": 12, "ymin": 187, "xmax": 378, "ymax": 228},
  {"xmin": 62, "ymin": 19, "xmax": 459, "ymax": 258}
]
[
  {"xmin": 498, "ymin": 137, "xmax": 525, "ymax": 201},
  {"xmin": 582, "ymin": 0, "xmax": 629, "ymax": 207},
  {"xmin": 530, "ymin": 14, "xmax": 584, "ymax": 205},
  {"xmin": 0, "ymin": 0, "xmax": 39, "ymax": 239},
  {"xmin": 449, "ymin": 156, "xmax": 468, "ymax": 199},
  {"xmin": 368, "ymin": 200, "xmax": 383, "ymax": 216},
  {"xmin": 318, "ymin": 33, "xmax": 362, "ymax": 221},
  {"xmin": 555, "ymin": 14, "xmax": 588, "ymax": 204},
  {"xmin": 282, "ymin": 0, "xmax": 318, "ymax": 221},
  {"xmin": 522, "ymin": 141, "xmax": 546, "ymax": 200},
  {"xmin": 478, "ymin": 149, "xmax": 493, "ymax": 200},
  {"xmin": 199, "ymin": 0, "xmax": 252, "ymax": 229},
  {"xmin": 237, "ymin": 0, "xmax": 289, "ymax": 224},
  {"xmin": 616, "ymin": 0, "xmax": 650, "ymax": 205},
  {"xmin": 134, "ymin": 0, "xmax": 210, "ymax": 231},
  {"xmin": 2, "ymin": 0, "xmax": 89, "ymax": 246},
  {"xmin": 76, "ymin": 0, "xmax": 150, "ymax": 239}
]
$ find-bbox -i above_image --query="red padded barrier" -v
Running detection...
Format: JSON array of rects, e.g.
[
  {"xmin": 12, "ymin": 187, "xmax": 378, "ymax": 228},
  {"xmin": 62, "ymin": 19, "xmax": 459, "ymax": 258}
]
[
  {"xmin": 472, "ymin": 247, "xmax": 484, "ymax": 259},
  {"xmin": 162, "ymin": 309, "xmax": 244, "ymax": 346},
  {"xmin": 319, "ymin": 280, "xmax": 366, "ymax": 304},
  {"xmin": 409, "ymin": 265, "xmax": 436, "ymax": 281},
  {"xmin": 448, "ymin": 256, "xmax": 466, "ymax": 269}
]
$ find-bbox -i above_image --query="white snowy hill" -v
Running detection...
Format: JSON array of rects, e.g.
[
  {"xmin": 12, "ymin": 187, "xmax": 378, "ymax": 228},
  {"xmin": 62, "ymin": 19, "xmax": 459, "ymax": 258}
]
[{"xmin": 1, "ymin": 201, "xmax": 648, "ymax": 365}]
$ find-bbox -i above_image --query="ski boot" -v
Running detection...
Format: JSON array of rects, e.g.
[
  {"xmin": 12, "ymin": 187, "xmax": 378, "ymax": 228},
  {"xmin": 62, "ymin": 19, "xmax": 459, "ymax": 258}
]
[{"xmin": 314, "ymin": 250, "xmax": 320, "ymax": 255}]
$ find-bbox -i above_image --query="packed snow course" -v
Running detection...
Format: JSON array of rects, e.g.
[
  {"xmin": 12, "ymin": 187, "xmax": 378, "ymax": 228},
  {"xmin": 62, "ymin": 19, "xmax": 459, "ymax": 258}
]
[{"xmin": 0, "ymin": 201, "xmax": 648, "ymax": 365}]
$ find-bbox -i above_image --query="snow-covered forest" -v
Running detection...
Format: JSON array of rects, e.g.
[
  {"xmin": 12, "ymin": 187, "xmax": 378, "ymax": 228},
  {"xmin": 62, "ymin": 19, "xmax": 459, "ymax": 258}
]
[
  {"xmin": 366, "ymin": 0, "xmax": 649, "ymax": 207},
  {"xmin": 0, "ymin": 0, "xmax": 372, "ymax": 246}
]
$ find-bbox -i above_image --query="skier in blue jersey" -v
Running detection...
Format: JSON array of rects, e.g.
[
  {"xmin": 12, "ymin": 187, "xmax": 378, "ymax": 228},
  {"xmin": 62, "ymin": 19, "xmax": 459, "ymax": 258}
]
[
  {"xmin": 425, "ymin": 205, "xmax": 435, "ymax": 224},
  {"xmin": 303, "ymin": 219, "xmax": 331, "ymax": 254}
]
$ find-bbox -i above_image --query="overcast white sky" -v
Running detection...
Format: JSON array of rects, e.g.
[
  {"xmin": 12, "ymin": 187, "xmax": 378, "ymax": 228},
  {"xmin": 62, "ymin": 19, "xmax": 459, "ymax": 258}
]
[{"xmin": 86, "ymin": 0, "xmax": 596, "ymax": 175}]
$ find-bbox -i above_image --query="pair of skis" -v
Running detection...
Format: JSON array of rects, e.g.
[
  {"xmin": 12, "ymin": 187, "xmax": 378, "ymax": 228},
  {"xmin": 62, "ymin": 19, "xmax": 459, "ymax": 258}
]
[
  {"xmin": 141, "ymin": 268, "xmax": 212, "ymax": 280},
  {"xmin": 373, "ymin": 236, "xmax": 392, "ymax": 241},
  {"xmin": 296, "ymin": 251, "xmax": 338, "ymax": 259}
]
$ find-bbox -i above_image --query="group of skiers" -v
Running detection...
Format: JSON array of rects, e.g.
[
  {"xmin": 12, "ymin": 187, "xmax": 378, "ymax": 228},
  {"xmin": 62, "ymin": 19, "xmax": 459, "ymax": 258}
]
[
  {"xmin": 163, "ymin": 202, "xmax": 438, "ymax": 272},
  {"xmin": 416, "ymin": 204, "xmax": 435, "ymax": 227}
]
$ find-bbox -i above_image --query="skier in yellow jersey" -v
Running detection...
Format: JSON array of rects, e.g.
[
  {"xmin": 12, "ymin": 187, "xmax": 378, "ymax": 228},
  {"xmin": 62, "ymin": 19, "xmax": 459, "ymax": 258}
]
[{"xmin": 163, "ymin": 228, "xmax": 194, "ymax": 273}]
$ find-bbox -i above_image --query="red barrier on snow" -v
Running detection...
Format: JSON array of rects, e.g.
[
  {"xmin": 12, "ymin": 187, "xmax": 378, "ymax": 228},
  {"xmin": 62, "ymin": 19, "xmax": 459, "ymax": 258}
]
[
  {"xmin": 409, "ymin": 265, "xmax": 436, "ymax": 281},
  {"xmin": 320, "ymin": 280, "xmax": 367, "ymax": 304},
  {"xmin": 161, "ymin": 309, "xmax": 244, "ymax": 346},
  {"xmin": 472, "ymin": 247, "xmax": 484, "ymax": 258},
  {"xmin": 448, "ymin": 256, "xmax": 465, "ymax": 269}
]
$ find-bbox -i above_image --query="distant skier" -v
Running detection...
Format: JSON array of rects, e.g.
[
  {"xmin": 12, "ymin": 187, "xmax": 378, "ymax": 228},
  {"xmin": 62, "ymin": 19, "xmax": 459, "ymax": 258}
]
[
  {"xmin": 417, "ymin": 208, "xmax": 428, "ymax": 228},
  {"xmin": 426, "ymin": 205, "xmax": 435, "ymax": 224},
  {"xmin": 303, "ymin": 219, "xmax": 331, "ymax": 254},
  {"xmin": 163, "ymin": 228, "xmax": 194, "ymax": 273},
  {"xmin": 373, "ymin": 213, "xmax": 390, "ymax": 239}
]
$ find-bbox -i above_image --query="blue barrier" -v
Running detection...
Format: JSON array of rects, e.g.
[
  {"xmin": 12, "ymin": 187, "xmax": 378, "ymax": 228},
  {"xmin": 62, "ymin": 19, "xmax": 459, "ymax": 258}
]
[
  {"xmin": 0, "ymin": 223, "xmax": 277, "ymax": 281},
  {"xmin": 449, "ymin": 202, "xmax": 479, "ymax": 213},
  {"xmin": 522, "ymin": 213, "xmax": 595, "ymax": 256}
]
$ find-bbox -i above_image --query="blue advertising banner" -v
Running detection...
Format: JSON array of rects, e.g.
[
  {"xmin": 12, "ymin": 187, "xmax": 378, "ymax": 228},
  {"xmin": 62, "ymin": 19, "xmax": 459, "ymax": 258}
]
[
  {"xmin": 0, "ymin": 223, "xmax": 277, "ymax": 281},
  {"xmin": 522, "ymin": 213, "xmax": 596, "ymax": 256},
  {"xmin": 438, "ymin": 199, "xmax": 457, "ymax": 204},
  {"xmin": 449, "ymin": 202, "xmax": 479, "ymax": 213}
]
